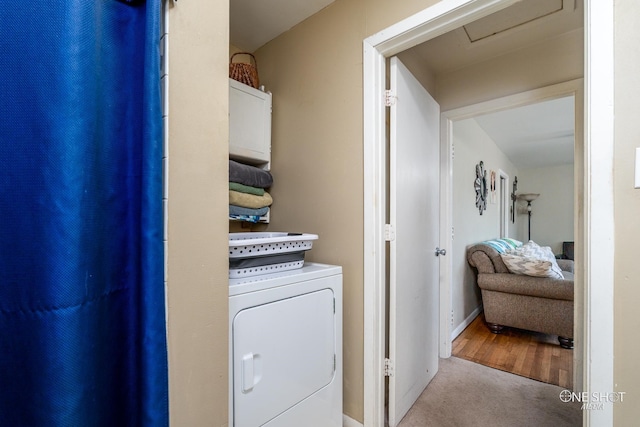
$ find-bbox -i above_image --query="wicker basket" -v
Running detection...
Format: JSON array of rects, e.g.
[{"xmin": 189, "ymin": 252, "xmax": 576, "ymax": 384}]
[{"xmin": 229, "ymin": 52, "xmax": 259, "ymax": 89}]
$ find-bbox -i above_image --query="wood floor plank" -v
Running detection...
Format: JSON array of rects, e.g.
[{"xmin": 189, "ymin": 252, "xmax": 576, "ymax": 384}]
[{"xmin": 452, "ymin": 313, "xmax": 573, "ymax": 389}]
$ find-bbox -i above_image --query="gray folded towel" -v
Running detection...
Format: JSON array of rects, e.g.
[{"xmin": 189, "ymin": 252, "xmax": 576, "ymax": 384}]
[
  {"xmin": 229, "ymin": 160, "xmax": 273, "ymax": 188},
  {"xmin": 229, "ymin": 205, "xmax": 269, "ymax": 217}
]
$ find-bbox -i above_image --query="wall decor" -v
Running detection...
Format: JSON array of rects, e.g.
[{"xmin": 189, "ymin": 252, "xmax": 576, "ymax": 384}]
[
  {"xmin": 474, "ymin": 161, "xmax": 488, "ymax": 215},
  {"xmin": 490, "ymin": 170, "xmax": 497, "ymax": 204},
  {"xmin": 511, "ymin": 176, "xmax": 518, "ymax": 223}
]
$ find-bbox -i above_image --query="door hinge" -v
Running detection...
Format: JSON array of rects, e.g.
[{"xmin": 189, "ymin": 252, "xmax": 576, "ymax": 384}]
[
  {"xmin": 384, "ymin": 224, "xmax": 396, "ymax": 242},
  {"xmin": 384, "ymin": 358, "xmax": 395, "ymax": 377},
  {"xmin": 451, "ymin": 143, "xmax": 455, "ymax": 160},
  {"xmin": 384, "ymin": 90, "xmax": 397, "ymax": 107}
]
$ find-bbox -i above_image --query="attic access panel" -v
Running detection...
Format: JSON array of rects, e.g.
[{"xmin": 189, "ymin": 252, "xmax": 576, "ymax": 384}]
[{"xmin": 463, "ymin": 0, "xmax": 565, "ymax": 42}]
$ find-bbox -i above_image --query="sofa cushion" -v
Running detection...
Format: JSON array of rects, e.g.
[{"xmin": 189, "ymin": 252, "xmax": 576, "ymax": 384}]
[
  {"xmin": 500, "ymin": 241, "xmax": 564, "ymax": 279},
  {"xmin": 556, "ymin": 259, "xmax": 574, "ymax": 273},
  {"xmin": 477, "ymin": 273, "xmax": 573, "ymax": 301}
]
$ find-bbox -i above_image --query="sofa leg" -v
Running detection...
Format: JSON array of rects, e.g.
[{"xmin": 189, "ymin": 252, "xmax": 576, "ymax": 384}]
[
  {"xmin": 486, "ymin": 323, "xmax": 505, "ymax": 334},
  {"xmin": 558, "ymin": 336, "xmax": 574, "ymax": 349}
]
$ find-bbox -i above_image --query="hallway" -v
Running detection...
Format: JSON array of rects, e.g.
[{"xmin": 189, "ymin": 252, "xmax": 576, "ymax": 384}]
[{"xmin": 396, "ymin": 356, "xmax": 581, "ymax": 427}]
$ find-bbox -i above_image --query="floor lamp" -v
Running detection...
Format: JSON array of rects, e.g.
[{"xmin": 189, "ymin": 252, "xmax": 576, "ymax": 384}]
[{"xmin": 517, "ymin": 193, "xmax": 540, "ymax": 241}]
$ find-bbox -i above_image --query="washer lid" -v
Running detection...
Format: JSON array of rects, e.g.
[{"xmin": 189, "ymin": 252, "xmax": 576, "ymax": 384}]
[{"xmin": 229, "ymin": 262, "xmax": 342, "ymax": 296}]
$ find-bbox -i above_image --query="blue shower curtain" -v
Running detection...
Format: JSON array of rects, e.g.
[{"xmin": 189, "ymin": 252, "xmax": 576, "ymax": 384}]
[{"xmin": 0, "ymin": 1, "xmax": 168, "ymax": 425}]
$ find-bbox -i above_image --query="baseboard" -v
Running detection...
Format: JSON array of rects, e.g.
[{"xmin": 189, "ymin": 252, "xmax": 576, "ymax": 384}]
[
  {"xmin": 451, "ymin": 305, "xmax": 483, "ymax": 340},
  {"xmin": 343, "ymin": 414, "xmax": 364, "ymax": 427}
]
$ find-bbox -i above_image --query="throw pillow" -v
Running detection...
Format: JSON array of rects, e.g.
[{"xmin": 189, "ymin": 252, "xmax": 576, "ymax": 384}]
[
  {"xmin": 519, "ymin": 241, "xmax": 564, "ymax": 278},
  {"xmin": 482, "ymin": 238, "xmax": 523, "ymax": 254},
  {"xmin": 501, "ymin": 240, "xmax": 564, "ymax": 279},
  {"xmin": 500, "ymin": 253, "xmax": 557, "ymax": 278}
]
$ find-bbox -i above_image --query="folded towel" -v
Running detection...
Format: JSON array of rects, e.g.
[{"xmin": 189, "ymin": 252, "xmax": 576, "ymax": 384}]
[
  {"xmin": 229, "ymin": 190, "xmax": 273, "ymax": 209},
  {"xmin": 229, "ymin": 181, "xmax": 265, "ymax": 196},
  {"xmin": 229, "ymin": 205, "xmax": 269, "ymax": 217},
  {"xmin": 229, "ymin": 214, "xmax": 263, "ymax": 223},
  {"xmin": 229, "ymin": 160, "xmax": 273, "ymax": 188}
]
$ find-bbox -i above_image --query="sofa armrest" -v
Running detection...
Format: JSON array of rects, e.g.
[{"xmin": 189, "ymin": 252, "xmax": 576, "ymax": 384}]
[
  {"xmin": 477, "ymin": 273, "xmax": 574, "ymax": 301},
  {"xmin": 557, "ymin": 259, "xmax": 574, "ymax": 273},
  {"xmin": 467, "ymin": 244, "xmax": 510, "ymax": 273}
]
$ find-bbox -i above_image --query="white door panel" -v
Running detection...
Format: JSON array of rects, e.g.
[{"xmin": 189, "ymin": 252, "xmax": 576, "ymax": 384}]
[
  {"xmin": 388, "ymin": 56, "xmax": 440, "ymax": 427},
  {"xmin": 233, "ymin": 289, "xmax": 335, "ymax": 427}
]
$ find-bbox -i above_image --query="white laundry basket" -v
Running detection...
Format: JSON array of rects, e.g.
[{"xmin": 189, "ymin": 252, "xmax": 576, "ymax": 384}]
[{"xmin": 228, "ymin": 232, "xmax": 318, "ymax": 278}]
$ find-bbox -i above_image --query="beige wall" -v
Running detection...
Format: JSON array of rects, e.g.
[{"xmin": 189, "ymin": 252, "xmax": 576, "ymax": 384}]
[
  {"xmin": 614, "ymin": 1, "xmax": 640, "ymax": 423},
  {"xmin": 166, "ymin": 1, "xmax": 229, "ymax": 426}
]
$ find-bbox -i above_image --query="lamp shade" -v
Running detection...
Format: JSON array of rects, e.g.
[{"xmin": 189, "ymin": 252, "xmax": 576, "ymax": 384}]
[{"xmin": 517, "ymin": 193, "xmax": 540, "ymax": 202}]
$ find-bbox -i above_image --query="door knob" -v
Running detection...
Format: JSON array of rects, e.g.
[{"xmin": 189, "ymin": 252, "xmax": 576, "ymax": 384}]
[{"xmin": 435, "ymin": 247, "xmax": 446, "ymax": 256}]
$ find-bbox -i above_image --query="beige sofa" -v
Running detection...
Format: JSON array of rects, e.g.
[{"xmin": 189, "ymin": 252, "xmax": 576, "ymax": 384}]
[{"xmin": 467, "ymin": 241, "xmax": 575, "ymax": 349}]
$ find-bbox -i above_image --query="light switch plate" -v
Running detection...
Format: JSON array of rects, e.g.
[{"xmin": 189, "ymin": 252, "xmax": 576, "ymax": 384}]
[{"xmin": 636, "ymin": 148, "xmax": 640, "ymax": 189}]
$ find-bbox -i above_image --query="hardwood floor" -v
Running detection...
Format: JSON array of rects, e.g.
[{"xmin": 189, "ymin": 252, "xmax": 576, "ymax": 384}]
[{"xmin": 452, "ymin": 312, "xmax": 574, "ymax": 389}]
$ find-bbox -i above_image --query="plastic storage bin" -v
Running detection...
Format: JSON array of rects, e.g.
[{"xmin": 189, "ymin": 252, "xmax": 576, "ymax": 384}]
[{"xmin": 228, "ymin": 232, "xmax": 318, "ymax": 278}]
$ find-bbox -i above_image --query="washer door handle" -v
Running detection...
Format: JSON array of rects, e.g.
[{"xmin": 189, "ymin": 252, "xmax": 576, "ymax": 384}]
[
  {"xmin": 242, "ymin": 353, "xmax": 255, "ymax": 392},
  {"xmin": 241, "ymin": 352, "xmax": 262, "ymax": 393}
]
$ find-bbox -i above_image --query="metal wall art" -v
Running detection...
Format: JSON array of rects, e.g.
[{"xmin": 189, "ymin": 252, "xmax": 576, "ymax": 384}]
[
  {"xmin": 474, "ymin": 161, "xmax": 488, "ymax": 215},
  {"xmin": 511, "ymin": 176, "xmax": 518, "ymax": 223}
]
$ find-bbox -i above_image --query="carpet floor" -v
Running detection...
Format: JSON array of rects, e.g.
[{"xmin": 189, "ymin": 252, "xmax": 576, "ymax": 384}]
[{"xmin": 397, "ymin": 357, "xmax": 582, "ymax": 427}]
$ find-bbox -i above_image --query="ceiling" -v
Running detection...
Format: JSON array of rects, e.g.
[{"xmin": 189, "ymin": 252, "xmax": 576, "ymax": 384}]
[
  {"xmin": 407, "ymin": 0, "xmax": 582, "ymax": 75},
  {"xmin": 230, "ymin": 0, "xmax": 582, "ymax": 169},
  {"xmin": 471, "ymin": 96, "xmax": 575, "ymax": 169},
  {"xmin": 230, "ymin": 0, "xmax": 336, "ymax": 52}
]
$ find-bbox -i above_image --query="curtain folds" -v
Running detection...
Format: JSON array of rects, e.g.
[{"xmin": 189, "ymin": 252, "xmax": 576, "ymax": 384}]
[{"xmin": 0, "ymin": 1, "xmax": 168, "ymax": 425}]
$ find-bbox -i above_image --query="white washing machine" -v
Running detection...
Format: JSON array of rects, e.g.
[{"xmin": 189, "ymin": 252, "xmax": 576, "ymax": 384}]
[{"xmin": 229, "ymin": 262, "xmax": 343, "ymax": 427}]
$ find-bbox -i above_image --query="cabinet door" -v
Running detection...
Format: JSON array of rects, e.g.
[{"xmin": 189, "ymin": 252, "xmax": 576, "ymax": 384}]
[
  {"xmin": 232, "ymin": 289, "xmax": 335, "ymax": 427},
  {"xmin": 229, "ymin": 79, "xmax": 272, "ymax": 165}
]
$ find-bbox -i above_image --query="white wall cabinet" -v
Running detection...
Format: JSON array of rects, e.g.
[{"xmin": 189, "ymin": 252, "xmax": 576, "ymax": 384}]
[
  {"xmin": 229, "ymin": 78, "xmax": 272, "ymax": 223},
  {"xmin": 229, "ymin": 78, "xmax": 272, "ymax": 169}
]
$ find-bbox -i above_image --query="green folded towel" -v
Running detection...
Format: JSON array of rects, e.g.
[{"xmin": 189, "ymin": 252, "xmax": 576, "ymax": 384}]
[{"xmin": 229, "ymin": 182, "xmax": 265, "ymax": 196}]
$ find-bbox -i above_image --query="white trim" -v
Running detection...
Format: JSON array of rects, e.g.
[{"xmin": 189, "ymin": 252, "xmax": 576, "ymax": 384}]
[
  {"xmin": 498, "ymin": 170, "xmax": 509, "ymax": 239},
  {"xmin": 362, "ymin": 38, "xmax": 388, "ymax": 427},
  {"xmin": 439, "ymin": 110, "xmax": 453, "ymax": 358},
  {"xmin": 451, "ymin": 305, "xmax": 483, "ymax": 340},
  {"xmin": 343, "ymin": 414, "xmax": 364, "ymax": 427},
  {"xmin": 441, "ymin": 80, "xmax": 582, "ymax": 120},
  {"xmin": 363, "ymin": 1, "xmax": 614, "ymax": 426},
  {"xmin": 583, "ymin": 0, "xmax": 614, "ymax": 426}
]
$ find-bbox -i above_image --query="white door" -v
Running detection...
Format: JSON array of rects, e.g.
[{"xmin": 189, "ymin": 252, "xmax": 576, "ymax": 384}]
[{"xmin": 388, "ymin": 56, "xmax": 440, "ymax": 427}]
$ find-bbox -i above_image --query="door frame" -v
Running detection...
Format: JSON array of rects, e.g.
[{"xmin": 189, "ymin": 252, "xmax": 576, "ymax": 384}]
[
  {"xmin": 440, "ymin": 79, "xmax": 583, "ymax": 381},
  {"xmin": 363, "ymin": 1, "xmax": 614, "ymax": 426},
  {"xmin": 498, "ymin": 169, "xmax": 509, "ymax": 239}
]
